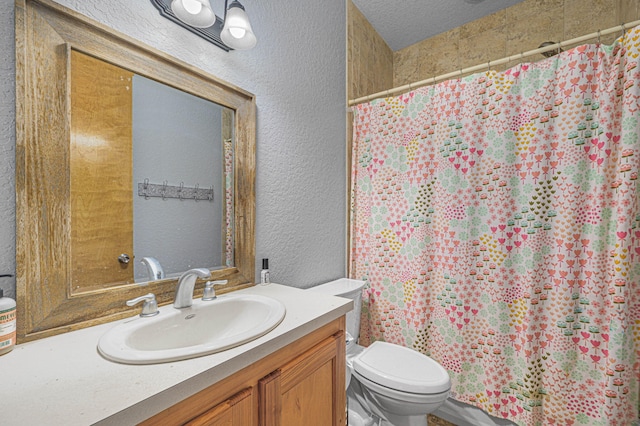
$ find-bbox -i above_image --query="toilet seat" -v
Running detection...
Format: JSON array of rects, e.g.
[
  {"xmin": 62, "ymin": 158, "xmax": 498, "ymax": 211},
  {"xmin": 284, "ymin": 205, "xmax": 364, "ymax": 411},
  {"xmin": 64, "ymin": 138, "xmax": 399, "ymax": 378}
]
[
  {"xmin": 352, "ymin": 341, "xmax": 450, "ymax": 395},
  {"xmin": 353, "ymin": 370, "xmax": 450, "ymax": 404}
]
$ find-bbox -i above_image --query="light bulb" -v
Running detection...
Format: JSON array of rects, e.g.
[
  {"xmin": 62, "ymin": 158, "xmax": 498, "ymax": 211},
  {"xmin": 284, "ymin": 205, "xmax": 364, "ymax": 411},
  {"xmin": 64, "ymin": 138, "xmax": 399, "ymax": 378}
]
[
  {"xmin": 220, "ymin": 1, "xmax": 256, "ymax": 50},
  {"xmin": 229, "ymin": 28, "xmax": 246, "ymax": 39},
  {"xmin": 181, "ymin": 0, "xmax": 202, "ymax": 15},
  {"xmin": 171, "ymin": 0, "xmax": 216, "ymax": 28}
]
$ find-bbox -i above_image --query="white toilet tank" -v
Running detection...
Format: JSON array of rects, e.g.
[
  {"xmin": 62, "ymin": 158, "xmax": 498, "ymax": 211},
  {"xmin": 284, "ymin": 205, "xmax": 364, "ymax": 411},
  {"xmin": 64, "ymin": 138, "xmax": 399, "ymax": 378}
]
[{"xmin": 307, "ymin": 278, "xmax": 365, "ymax": 342}]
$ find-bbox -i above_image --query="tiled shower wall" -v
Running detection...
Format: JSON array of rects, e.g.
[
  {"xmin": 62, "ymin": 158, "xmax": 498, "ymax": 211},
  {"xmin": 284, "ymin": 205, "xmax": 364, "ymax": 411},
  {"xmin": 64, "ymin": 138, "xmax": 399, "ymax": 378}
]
[
  {"xmin": 347, "ymin": 0, "xmax": 393, "ymax": 102},
  {"xmin": 394, "ymin": 0, "xmax": 640, "ymax": 88},
  {"xmin": 347, "ymin": 0, "xmax": 640, "ymax": 101}
]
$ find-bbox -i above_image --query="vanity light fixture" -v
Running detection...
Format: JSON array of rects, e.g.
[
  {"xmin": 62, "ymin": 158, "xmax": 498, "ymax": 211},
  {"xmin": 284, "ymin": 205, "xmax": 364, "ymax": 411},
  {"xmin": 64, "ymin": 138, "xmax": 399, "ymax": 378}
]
[
  {"xmin": 220, "ymin": 1, "xmax": 257, "ymax": 50},
  {"xmin": 151, "ymin": 0, "xmax": 257, "ymax": 51}
]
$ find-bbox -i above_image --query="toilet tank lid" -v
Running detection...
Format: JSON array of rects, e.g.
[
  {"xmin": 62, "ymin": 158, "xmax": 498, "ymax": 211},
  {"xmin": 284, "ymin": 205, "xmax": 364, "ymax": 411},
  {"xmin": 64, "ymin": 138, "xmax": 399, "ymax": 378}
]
[
  {"xmin": 353, "ymin": 341, "xmax": 451, "ymax": 394},
  {"xmin": 307, "ymin": 278, "xmax": 365, "ymax": 298}
]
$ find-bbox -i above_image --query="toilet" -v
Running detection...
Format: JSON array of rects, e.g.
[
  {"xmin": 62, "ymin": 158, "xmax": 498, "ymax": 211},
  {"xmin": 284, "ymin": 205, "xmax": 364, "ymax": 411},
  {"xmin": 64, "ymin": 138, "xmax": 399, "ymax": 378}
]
[{"xmin": 308, "ymin": 278, "xmax": 451, "ymax": 426}]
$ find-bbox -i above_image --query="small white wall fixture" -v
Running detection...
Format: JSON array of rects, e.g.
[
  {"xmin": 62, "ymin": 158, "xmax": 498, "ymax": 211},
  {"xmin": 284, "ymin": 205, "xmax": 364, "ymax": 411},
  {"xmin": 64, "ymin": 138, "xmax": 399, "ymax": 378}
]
[{"xmin": 151, "ymin": 0, "xmax": 257, "ymax": 51}]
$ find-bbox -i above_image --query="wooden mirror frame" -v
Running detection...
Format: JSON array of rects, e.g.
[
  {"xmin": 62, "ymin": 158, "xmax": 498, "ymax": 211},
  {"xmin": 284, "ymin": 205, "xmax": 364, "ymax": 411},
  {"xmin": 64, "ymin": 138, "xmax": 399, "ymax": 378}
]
[{"xmin": 15, "ymin": 0, "xmax": 256, "ymax": 342}]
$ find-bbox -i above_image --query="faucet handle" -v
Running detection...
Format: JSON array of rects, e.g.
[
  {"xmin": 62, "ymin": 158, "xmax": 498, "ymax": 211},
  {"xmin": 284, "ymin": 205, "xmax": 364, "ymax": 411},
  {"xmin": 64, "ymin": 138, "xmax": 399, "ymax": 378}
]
[
  {"xmin": 202, "ymin": 280, "xmax": 228, "ymax": 301},
  {"xmin": 126, "ymin": 293, "xmax": 159, "ymax": 317}
]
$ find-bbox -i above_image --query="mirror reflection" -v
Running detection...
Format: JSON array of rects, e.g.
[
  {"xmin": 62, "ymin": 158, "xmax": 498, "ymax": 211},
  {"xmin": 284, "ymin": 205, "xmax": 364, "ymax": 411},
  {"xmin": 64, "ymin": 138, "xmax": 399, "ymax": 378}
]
[{"xmin": 70, "ymin": 51, "xmax": 233, "ymax": 291}]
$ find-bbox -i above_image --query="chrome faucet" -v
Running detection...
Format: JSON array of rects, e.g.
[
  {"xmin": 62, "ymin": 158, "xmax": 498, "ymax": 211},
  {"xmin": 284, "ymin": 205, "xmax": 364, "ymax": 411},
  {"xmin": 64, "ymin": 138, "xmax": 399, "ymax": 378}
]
[
  {"xmin": 173, "ymin": 268, "xmax": 211, "ymax": 309},
  {"xmin": 141, "ymin": 257, "xmax": 165, "ymax": 281}
]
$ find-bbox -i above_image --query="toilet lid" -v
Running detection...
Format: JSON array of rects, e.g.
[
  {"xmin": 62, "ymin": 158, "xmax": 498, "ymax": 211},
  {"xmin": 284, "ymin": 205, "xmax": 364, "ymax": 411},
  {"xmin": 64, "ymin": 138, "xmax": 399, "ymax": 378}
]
[{"xmin": 353, "ymin": 341, "xmax": 451, "ymax": 394}]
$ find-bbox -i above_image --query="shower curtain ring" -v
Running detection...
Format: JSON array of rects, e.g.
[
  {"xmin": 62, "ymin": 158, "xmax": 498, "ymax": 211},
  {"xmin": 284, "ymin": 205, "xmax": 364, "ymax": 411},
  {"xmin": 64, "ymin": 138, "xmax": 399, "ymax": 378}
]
[{"xmin": 597, "ymin": 29, "xmax": 601, "ymax": 45}]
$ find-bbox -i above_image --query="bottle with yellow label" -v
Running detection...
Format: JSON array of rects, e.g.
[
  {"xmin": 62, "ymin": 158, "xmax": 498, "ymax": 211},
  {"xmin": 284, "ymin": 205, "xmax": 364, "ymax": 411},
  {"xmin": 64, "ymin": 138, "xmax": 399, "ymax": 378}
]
[{"xmin": 0, "ymin": 288, "xmax": 16, "ymax": 355}]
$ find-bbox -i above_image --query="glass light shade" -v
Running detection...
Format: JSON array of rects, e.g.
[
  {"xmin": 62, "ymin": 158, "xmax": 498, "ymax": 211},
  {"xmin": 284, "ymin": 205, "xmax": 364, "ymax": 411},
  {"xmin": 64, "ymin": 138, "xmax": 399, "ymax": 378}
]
[
  {"xmin": 171, "ymin": 0, "xmax": 216, "ymax": 28},
  {"xmin": 220, "ymin": 1, "xmax": 257, "ymax": 50}
]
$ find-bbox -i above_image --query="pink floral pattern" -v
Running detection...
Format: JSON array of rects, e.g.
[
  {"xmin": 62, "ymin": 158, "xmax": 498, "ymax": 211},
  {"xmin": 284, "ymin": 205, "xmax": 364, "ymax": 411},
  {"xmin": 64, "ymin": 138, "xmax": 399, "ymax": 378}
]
[
  {"xmin": 350, "ymin": 27, "xmax": 640, "ymax": 425},
  {"xmin": 224, "ymin": 137, "xmax": 234, "ymax": 266}
]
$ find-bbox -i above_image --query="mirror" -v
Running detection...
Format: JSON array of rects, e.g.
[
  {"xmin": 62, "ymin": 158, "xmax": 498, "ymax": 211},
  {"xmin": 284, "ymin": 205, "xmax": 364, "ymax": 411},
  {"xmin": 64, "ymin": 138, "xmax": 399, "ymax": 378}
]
[
  {"xmin": 130, "ymin": 73, "xmax": 234, "ymax": 281},
  {"xmin": 70, "ymin": 50, "xmax": 234, "ymax": 286},
  {"xmin": 16, "ymin": 0, "xmax": 256, "ymax": 342}
]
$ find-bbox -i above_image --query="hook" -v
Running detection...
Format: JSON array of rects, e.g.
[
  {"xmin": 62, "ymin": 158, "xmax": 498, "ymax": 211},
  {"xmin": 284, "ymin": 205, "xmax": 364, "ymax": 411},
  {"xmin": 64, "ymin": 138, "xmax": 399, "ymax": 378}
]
[
  {"xmin": 194, "ymin": 183, "xmax": 200, "ymax": 202},
  {"xmin": 209, "ymin": 186, "xmax": 214, "ymax": 202},
  {"xmin": 161, "ymin": 180, "xmax": 168, "ymax": 200},
  {"xmin": 143, "ymin": 178, "xmax": 149, "ymax": 199},
  {"xmin": 178, "ymin": 182, "xmax": 184, "ymax": 200}
]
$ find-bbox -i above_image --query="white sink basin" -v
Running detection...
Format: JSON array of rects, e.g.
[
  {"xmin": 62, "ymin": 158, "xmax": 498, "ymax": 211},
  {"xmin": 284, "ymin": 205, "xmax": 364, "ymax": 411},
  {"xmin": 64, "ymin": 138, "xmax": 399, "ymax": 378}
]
[{"xmin": 98, "ymin": 294, "xmax": 286, "ymax": 364}]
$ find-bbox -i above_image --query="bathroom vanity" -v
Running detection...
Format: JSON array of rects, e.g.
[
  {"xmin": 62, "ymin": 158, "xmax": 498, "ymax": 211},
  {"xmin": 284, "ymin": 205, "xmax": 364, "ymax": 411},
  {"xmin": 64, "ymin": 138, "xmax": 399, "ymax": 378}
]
[
  {"xmin": 12, "ymin": 3, "xmax": 349, "ymax": 423},
  {"xmin": 143, "ymin": 315, "xmax": 344, "ymax": 425},
  {"xmin": 2, "ymin": 284, "xmax": 351, "ymax": 425}
]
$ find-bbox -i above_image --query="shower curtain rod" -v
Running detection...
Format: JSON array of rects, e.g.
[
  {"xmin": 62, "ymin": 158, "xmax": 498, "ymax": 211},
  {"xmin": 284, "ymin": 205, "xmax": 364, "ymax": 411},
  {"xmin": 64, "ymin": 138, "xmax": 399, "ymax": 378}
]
[{"xmin": 348, "ymin": 19, "xmax": 640, "ymax": 107}]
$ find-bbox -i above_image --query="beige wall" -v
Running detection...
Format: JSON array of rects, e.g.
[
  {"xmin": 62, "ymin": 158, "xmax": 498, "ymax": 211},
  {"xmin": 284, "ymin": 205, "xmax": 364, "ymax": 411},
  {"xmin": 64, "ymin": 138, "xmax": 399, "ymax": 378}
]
[
  {"xmin": 346, "ymin": 0, "xmax": 640, "ymax": 98},
  {"xmin": 347, "ymin": 0, "xmax": 393, "ymax": 101},
  {"xmin": 394, "ymin": 0, "xmax": 640, "ymax": 87}
]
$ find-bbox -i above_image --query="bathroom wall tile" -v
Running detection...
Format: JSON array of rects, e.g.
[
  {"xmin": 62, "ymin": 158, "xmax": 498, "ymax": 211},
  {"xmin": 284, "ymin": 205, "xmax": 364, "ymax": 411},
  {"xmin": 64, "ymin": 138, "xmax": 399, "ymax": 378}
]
[
  {"xmin": 506, "ymin": 5, "xmax": 564, "ymax": 57},
  {"xmin": 564, "ymin": 0, "xmax": 618, "ymax": 40},
  {"xmin": 459, "ymin": 9, "xmax": 507, "ymax": 39},
  {"xmin": 394, "ymin": 47, "xmax": 423, "ymax": 89},
  {"xmin": 459, "ymin": 26, "xmax": 508, "ymax": 71},
  {"xmin": 360, "ymin": 0, "xmax": 629, "ymax": 102},
  {"xmin": 506, "ymin": 0, "xmax": 565, "ymax": 21},
  {"xmin": 618, "ymin": 0, "xmax": 640, "ymax": 21},
  {"xmin": 418, "ymin": 28, "xmax": 461, "ymax": 82},
  {"xmin": 559, "ymin": 0, "xmax": 620, "ymax": 50},
  {"xmin": 348, "ymin": 0, "xmax": 393, "ymax": 100},
  {"xmin": 426, "ymin": 34, "xmax": 461, "ymax": 80}
]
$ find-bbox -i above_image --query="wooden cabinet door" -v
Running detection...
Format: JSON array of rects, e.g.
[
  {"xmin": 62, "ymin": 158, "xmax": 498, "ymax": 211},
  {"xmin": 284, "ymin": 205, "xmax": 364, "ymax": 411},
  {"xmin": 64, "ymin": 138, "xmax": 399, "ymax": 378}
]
[
  {"xmin": 259, "ymin": 332, "xmax": 346, "ymax": 426},
  {"xmin": 140, "ymin": 319, "xmax": 346, "ymax": 426},
  {"xmin": 184, "ymin": 387, "xmax": 253, "ymax": 426}
]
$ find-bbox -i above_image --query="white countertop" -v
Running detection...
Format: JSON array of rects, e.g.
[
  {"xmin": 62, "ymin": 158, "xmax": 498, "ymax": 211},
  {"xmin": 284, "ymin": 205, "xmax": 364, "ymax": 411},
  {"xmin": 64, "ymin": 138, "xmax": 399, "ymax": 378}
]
[{"xmin": 1, "ymin": 284, "xmax": 351, "ymax": 426}]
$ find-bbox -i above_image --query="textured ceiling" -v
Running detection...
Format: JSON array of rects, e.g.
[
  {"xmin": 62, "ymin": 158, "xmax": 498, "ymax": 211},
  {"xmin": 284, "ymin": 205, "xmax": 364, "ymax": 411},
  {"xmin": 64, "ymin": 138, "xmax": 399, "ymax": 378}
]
[{"xmin": 351, "ymin": 0, "xmax": 526, "ymax": 51}]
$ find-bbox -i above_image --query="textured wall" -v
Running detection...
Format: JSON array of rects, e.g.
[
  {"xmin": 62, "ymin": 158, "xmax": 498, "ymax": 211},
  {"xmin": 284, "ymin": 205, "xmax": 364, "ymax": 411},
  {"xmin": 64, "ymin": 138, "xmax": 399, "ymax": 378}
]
[
  {"xmin": 0, "ymin": 0, "xmax": 347, "ymax": 300},
  {"xmin": 394, "ymin": 0, "xmax": 640, "ymax": 87},
  {"xmin": 0, "ymin": 2, "xmax": 15, "ymax": 297}
]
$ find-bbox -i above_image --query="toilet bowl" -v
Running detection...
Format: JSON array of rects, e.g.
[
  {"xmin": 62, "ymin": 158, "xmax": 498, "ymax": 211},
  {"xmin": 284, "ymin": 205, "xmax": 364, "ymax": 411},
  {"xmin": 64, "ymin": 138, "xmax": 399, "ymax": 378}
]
[{"xmin": 308, "ymin": 279, "xmax": 451, "ymax": 426}]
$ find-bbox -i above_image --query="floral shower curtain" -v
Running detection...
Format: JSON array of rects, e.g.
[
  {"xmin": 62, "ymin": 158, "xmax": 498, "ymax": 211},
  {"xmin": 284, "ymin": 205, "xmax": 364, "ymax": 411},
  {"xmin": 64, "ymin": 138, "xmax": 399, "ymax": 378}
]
[
  {"xmin": 224, "ymin": 137, "xmax": 234, "ymax": 266},
  {"xmin": 350, "ymin": 27, "xmax": 640, "ymax": 425}
]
